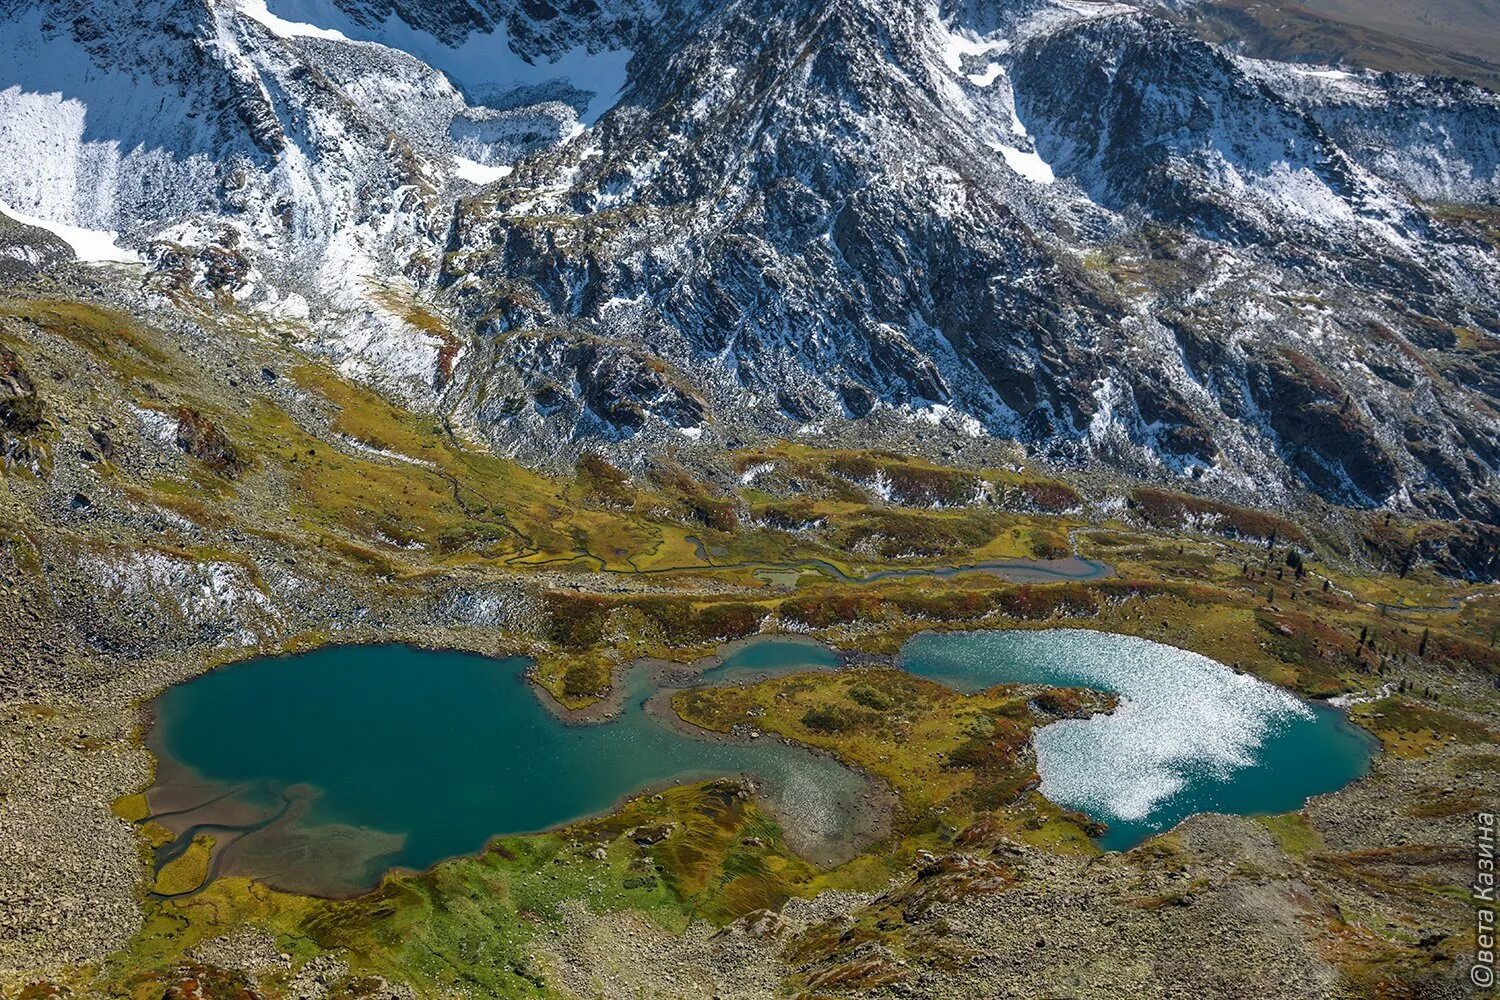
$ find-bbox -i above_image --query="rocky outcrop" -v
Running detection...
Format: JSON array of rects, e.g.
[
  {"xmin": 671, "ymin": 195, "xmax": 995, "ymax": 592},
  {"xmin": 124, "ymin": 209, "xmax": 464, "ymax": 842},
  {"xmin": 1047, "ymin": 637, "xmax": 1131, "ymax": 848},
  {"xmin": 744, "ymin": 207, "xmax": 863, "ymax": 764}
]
[
  {"xmin": 173, "ymin": 406, "xmax": 247, "ymax": 478},
  {"xmin": 0, "ymin": 210, "xmax": 75, "ymax": 281},
  {"xmin": 1245, "ymin": 347, "xmax": 1399, "ymax": 505},
  {"xmin": 0, "ymin": 348, "xmax": 41, "ymax": 434},
  {"xmin": 0, "ymin": 347, "xmax": 44, "ymax": 466}
]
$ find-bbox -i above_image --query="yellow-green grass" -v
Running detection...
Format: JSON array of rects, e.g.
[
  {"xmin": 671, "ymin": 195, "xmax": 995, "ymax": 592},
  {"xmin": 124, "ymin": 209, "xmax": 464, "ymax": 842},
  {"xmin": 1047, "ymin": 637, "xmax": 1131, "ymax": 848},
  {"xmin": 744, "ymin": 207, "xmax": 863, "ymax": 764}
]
[
  {"xmin": 110, "ymin": 794, "xmax": 150, "ymax": 823},
  {"xmin": 1349, "ymin": 698, "xmax": 1497, "ymax": 758},
  {"xmin": 1256, "ymin": 813, "xmax": 1325, "ymax": 859},
  {"xmin": 102, "ymin": 782, "xmax": 890, "ymax": 999},
  {"xmin": 152, "ymin": 835, "xmax": 214, "ymax": 896},
  {"xmin": 0, "ymin": 298, "xmax": 178, "ymax": 382},
  {"xmin": 673, "ymin": 666, "xmax": 1104, "ymax": 854}
]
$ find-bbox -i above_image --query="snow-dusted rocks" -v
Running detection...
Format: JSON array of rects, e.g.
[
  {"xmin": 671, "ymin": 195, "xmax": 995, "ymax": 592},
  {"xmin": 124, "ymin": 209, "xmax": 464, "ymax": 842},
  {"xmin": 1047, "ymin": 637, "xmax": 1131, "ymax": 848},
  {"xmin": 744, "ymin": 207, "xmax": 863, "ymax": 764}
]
[{"xmin": 0, "ymin": 0, "xmax": 1496, "ymax": 520}]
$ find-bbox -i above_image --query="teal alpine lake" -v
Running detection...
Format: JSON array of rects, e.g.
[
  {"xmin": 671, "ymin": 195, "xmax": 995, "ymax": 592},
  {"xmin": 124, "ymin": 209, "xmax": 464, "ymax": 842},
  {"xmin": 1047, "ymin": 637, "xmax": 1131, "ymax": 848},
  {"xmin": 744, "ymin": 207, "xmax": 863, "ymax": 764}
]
[
  {"xmin": 146, "ymin": 644, "xmax": 873, "ymax": 897},
  {"xmin": 900, "ymin": 629, "xmax": 1377, "ymax": 850},
  {"xmin": 147, "ymin": 630, "xmax": 1375, "ymax": 895}
]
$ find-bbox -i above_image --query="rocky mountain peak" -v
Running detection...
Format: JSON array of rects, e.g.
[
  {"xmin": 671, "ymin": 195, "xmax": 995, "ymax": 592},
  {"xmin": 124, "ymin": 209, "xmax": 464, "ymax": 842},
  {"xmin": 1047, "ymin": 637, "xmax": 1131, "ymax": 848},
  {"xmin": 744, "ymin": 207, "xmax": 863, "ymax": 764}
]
[{"xmin": 0, "ymin": 0, "xmax": 1495, "ymax": 521}]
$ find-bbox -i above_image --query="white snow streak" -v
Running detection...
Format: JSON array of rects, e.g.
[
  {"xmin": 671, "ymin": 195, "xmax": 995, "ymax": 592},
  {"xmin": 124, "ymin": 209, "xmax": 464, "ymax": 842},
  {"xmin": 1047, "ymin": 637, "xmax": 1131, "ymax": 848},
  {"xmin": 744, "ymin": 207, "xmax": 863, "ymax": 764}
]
[
  {"xmin": 235, "ymin": 0, "xmax": 352, "ymax": 41},
  {"xmin": 0, "ymin": 199, "xmax": 141, "ymax": 263},
  {"xmin": 995, "ymin": 143, "xmax": 1055, "ymax": 184},
  {"xmin": 245, "ymin": 0, "xmax": 631, "ymax": 124},
  {"xmin": 453, "ymin": 157, "xmax": 513, "ymax": 184}
]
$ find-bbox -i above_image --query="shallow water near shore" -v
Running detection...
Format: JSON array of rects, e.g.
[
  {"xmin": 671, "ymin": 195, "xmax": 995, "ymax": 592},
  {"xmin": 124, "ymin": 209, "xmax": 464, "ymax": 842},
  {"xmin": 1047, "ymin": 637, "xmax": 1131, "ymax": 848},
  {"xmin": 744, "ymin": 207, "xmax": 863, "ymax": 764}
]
[
  {"xmin": 147, "ymin": 644, "xmax": 874, "ymax": 897},
  {"xmin": 697, "ymin": 637, "xmax": 841, "ymax": 684},
  {"xmin": 900, "ymin": 629, "xmax": 1376, "ymax": 850}
]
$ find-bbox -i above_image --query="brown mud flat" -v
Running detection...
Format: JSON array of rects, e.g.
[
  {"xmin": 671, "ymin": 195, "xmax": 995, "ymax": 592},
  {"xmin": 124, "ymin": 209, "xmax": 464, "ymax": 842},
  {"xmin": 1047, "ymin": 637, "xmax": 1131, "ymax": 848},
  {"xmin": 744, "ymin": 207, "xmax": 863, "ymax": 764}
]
[{"xmin": 145, "ymin": 740, "xmax": 411, "ymax": 900}]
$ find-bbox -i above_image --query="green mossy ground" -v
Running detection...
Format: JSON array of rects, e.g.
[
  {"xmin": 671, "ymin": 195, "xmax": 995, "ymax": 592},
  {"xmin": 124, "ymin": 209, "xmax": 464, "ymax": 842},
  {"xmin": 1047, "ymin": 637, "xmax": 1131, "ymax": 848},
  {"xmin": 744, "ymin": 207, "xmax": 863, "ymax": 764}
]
[
  {"xmin": 103, "ymin": 783, "xmax": 882, "ymax": 999},
  {"xmin": 674, "ymin": 666, "xmax": 1109, "ymax": 854},
  {"xmin": 1350, "ymin": 697, "xmax": 1497, "ymax": 758},
  {"xmin": 151, "ymin": 836, "xmax": 215, "ymax": 897}
]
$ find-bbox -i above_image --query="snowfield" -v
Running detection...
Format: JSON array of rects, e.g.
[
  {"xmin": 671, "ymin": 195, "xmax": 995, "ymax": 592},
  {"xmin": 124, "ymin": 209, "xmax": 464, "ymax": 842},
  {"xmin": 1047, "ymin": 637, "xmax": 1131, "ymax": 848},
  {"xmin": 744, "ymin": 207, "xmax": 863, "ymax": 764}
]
[{"xmin": 0, "ymin": 199, "xmax": 141, "ymax": 263}]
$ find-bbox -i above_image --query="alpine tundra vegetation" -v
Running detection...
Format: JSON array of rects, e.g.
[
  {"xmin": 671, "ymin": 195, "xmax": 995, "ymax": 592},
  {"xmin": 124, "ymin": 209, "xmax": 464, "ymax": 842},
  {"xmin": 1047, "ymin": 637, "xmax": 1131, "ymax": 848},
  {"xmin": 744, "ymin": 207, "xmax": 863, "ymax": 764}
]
[{"xmin": 0, "ymin": 0, "xmax": 1498, "ymax": 997}]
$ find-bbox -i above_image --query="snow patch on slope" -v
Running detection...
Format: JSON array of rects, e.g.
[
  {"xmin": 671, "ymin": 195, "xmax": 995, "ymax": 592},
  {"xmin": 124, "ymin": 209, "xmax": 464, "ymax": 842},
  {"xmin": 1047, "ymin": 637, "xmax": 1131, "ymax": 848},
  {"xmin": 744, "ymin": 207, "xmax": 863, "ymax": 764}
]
[
  {"xmin": 994, "ymin": 142, "xmax": 1055, "ymax": 184},
  {"xmin": 245, "ymin": 0, "xmax": 632, "ymax": 124},
  {"xmin": 940, "ymin": 26, "xmax": 1007, "ymax": 77},
  {"xmin": 237, "ymin": 0, "xmax": 353, "ymax": 41},
  {"xmin": 453, "ymin": 157, "xmax": 513, "ymax": 184},
  {"xmin": 0, "ymin": 9, "xmax": 227, "ymax": 244},
  {"xmin": 0, "ymin": 199, "xmax": 141, "ymax": 263}
]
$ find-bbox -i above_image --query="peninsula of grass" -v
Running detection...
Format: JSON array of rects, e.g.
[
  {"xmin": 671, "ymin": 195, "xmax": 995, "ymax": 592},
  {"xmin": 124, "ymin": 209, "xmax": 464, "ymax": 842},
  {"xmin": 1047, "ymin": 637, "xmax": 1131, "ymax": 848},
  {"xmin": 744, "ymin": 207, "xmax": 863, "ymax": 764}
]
[{"xmin": 673, "ymin": 666, "xmax": 1112, "ymax": 854}]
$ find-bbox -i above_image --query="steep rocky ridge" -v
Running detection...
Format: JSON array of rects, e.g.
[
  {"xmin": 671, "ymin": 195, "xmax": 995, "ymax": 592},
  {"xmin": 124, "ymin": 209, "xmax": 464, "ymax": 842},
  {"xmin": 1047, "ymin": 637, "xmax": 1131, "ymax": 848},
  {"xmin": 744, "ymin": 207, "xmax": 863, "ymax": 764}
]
[
  {"xmin": 0, "ymin": 0, "xmax": 1496, "ymax": 526},
  {"xmin": 436, "ymin": 0, "xmax": 1500, "ymax": 522}
]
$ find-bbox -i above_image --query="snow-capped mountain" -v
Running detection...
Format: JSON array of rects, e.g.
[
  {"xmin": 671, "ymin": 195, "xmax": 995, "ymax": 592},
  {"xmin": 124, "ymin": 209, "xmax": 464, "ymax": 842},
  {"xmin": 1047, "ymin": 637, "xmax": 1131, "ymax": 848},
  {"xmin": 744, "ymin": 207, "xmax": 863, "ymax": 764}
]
[{"xmin": 1, "ymin": 0, "xmax": 1497, "ymax": 521}]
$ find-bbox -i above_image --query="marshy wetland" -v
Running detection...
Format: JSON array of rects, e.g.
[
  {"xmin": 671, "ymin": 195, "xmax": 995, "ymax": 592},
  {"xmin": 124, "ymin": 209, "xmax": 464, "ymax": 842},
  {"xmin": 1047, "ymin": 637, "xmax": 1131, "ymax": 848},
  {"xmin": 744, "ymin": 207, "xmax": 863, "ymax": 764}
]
[{"xmin": 145, "ymin": 630, "xmax": 1376, "ymax": 896}]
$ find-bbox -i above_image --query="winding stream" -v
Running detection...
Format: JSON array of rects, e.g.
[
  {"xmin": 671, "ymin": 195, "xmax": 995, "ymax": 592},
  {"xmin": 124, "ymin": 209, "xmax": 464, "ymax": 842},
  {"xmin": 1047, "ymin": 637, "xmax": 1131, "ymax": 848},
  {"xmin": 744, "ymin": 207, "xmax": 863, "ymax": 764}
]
[{"xmin": 679, "ymin": 536, "xmax": 1111, "ymax": 585}]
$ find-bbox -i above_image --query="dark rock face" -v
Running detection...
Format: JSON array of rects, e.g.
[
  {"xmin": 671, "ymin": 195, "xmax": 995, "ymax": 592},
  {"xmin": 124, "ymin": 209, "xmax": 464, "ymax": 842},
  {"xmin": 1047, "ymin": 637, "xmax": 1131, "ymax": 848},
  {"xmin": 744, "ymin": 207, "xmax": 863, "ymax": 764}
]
[
  {"xmin": 449, "ymin": 330, "xmax": 708, "ymax": 447},
  {"xmin": 0, "ymin": 210, "xmax": 75, "ymax": 281},
  {"xmin": 4, "ymin": 0, "xmax": 1497, "ymax": 522},
  {"xmin": 0, "ymin": 346, "xmax": 45, "ymax": 467},
  {"xmin": 1132, "ymin": 378, "xmax": 1217, "ymax": 465},
  {"xmin": 173, "ymin": 406, "xmax": 247, "ymax": 478},
  {"xmin": 1244, "ymin": 348, "xmax": 1398, "ymax": 505},
  {"xmin": 0, "ymin": 346, "xmax": 44, "ymax": 464},
  {"xmin": 1422, "ymin": 521, "xmax": 1500, "ymax": 582},
  {"xmin": 442, "ymin": 0, "xmax": 1120, "ymax": 448},
  {"xmin": 321, "ymin": 0, "xmax": 658, "ymax": 56},
  {"xmin": 0, "ymin": 348, "xmax": 41, "ymax": 432},
  {"xmin": 27, "ymin": 0, "xmax": 287, "ymax": 158}
]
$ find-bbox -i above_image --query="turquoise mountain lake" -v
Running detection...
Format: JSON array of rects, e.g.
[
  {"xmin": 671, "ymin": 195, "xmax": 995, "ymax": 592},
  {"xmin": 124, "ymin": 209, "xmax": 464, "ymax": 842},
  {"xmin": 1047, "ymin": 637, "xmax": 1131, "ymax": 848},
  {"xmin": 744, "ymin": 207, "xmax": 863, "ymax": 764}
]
[
  {"xmin": 901, "ymin": 629, "xmax": 1376, "ymax": 850},
  {"xmin": 147, "ymin": 630, "xmax": 1375, "ymax": 893},
  {"xmin": 147, "ymin": 642, "xmax": 872, "ymax": 897}
]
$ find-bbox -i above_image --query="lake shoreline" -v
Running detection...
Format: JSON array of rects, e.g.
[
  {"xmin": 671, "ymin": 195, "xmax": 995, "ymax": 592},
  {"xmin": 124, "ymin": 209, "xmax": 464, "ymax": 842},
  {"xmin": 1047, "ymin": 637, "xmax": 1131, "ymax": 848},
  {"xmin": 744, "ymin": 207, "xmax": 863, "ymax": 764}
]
[
  {"xmin": 523, "ymin": 633, "xmax": 844, "ymax": 726},
  {"xmin": 639, "ymin": 685, "xmax": 900, "ymax": 866},
  {"xmin": 141, "ymin": 638, "xmax": 902, "ymax": 899},
  {"xmin": 134, "ymin": 625, "xmax": 1377, "ymax": 903},
  {"xmin": 901, "ymin": 628, "xmax": 1378, "ymax": 850}
]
